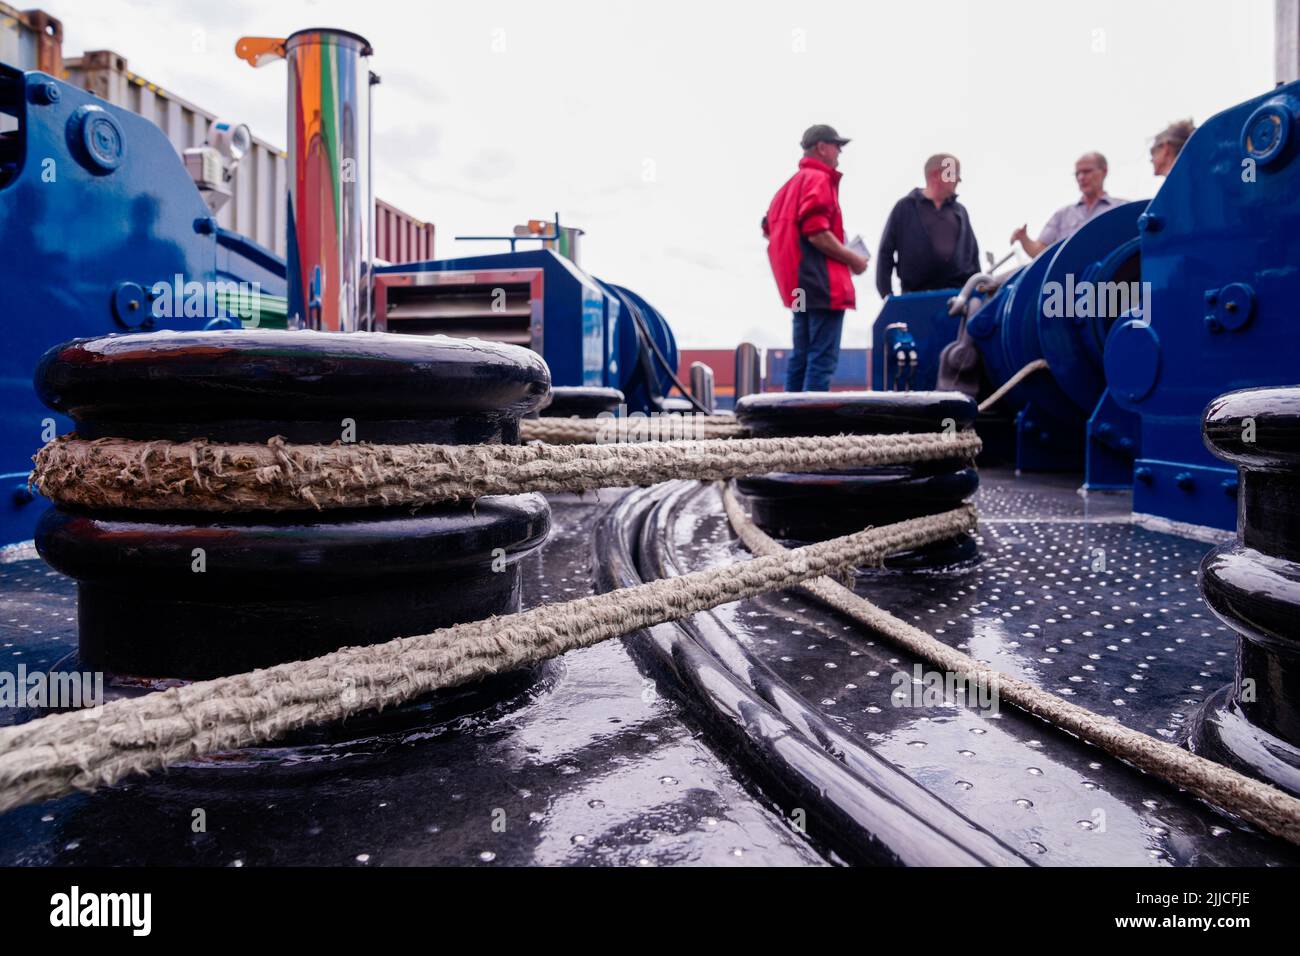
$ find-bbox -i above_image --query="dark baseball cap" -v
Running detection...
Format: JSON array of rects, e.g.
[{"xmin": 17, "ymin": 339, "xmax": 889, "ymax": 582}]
[{"xmin": 801, "ymin": 124, "xmax": 851, "ymax": 149}]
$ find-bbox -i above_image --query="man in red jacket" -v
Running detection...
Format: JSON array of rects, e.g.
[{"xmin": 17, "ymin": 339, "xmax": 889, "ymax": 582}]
[{"xmin": 763, "ymin": 125, "xmax": 869, "ymax": 392}]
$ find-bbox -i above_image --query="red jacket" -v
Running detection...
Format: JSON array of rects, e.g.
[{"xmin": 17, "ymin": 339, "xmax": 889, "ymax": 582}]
[{"xmin": 764, "ymin": 157, "xmax": 855, "ymax": 311}]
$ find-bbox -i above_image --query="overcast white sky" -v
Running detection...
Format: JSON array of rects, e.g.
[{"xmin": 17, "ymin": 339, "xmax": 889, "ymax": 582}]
[{"xmin": 45, "ymin": 0, "xmax": 1275, "ymax": 347}]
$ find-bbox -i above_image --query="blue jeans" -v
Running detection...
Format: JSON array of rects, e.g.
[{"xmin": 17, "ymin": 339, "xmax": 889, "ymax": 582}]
[{"xmin": 785, "ymin": 308, "xmax": 844, "ymax": 392}]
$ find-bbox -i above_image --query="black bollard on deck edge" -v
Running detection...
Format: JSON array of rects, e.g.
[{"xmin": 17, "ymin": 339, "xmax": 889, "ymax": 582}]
[
  {"xmin": 33, "ymin": 329, "xmax": 555, "ymax": 681},
  {"xmin": 1189, "ymin": 386, "xmax": 1300, "ymax": 796}
]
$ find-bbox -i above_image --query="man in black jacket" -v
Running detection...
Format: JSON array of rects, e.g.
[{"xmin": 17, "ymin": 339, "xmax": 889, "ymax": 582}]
[{"xmin": 876, "ymin": 153, "xmax": 980, "ymax": 298}]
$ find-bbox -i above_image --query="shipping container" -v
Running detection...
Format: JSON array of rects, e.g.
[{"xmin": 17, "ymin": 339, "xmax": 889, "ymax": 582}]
[
  {"xmin": 375, "ymin": 198, "xmax": 434, "ymax": 264},
  {"xmin": 62, "ymin": 50, "xmax": 433, "ymax": 262},
  {"xmin": 63, "ymin": 49, "xmax": 290, "ymax": 255},
  {"xmin": 0, "ymin": 3, "xmax": 60, "ymax": 75},
  {"xmin": 677, "ymin": 349, "xmax": 735, "ymax": 388},
  {"xmin": 0, "ymin": 3, "xmax": 435, "ymax": 264}
]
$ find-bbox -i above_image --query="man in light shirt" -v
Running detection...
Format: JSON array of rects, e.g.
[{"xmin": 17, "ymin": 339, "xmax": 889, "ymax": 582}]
[{"xmin": 1010, "ymin": 152, "xmax": 1124, "ymax": 258}]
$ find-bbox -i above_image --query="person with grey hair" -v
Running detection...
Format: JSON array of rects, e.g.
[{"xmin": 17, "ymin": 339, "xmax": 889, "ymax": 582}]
[
  {"xmin": 1151, "ymin": 119, "xmax": 1195, "ymax": 176},
  {"xmin": 876, "ymin": 153, "xmax": 980, "ymax": 297},
  {"xmin": 1010, "ymin": 152, "xmax": 1124, "ymax": 258}
]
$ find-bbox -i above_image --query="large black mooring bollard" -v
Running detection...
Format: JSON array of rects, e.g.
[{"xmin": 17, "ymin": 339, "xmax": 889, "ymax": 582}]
[
  {"xmin": 1189, "ymin": 386, "xmax": 1300, "ymax": 795},
  {"xmin": 33, "ymin": 330, "xmax": 553, "ymax": 680},
  {"xmin": 733, "ymin": 391, "xmax": 980, "ymax": 567}
]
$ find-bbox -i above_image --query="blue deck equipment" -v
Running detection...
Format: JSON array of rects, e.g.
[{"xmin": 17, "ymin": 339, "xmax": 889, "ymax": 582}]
[
  {"xmin": 1105, "ymin": 83, "xmax": 1300, "ymax": 529},
  {"xmin": 371, "ymin": 250, "xmax": 683, "ymax": 416},
  {"xmin": 0, "ymin": 66, "xmax": 286, "ymax": 543},
  {"xmin": 871, "ymin": 78, "xmax": 1300, "ymax": 531}
]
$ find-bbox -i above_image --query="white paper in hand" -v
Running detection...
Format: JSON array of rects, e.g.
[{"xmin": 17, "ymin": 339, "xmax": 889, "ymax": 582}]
[{"xmin": 848, "ymin": 235, "xmax": 870, "ymax": 259}]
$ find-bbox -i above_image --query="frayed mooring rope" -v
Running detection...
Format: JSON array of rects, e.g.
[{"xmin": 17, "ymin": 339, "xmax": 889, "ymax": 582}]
[
  {"xmin": 978, "ymin": 359, "xmax": 1049, "ymax": 412},
  {"xmin": 0, "ymin": 505, "xmax": 974, "ymax": 814},
  {"xmin": 31, "ymin": 430, "xmax": 980, "ymax": 512}
]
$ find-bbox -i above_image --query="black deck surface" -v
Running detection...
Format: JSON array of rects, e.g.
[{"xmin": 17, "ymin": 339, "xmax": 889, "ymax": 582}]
[
  {"xmin": 661, "ymin": 470, "xmax": 1296, "ymax": 865},
  {"xmin": 0, "ymin": 470, "xmax": 1295, "ymax": 866},
  {"xmin": 0, "ymin": 494, "xmax": 820, "ymax": 867}
]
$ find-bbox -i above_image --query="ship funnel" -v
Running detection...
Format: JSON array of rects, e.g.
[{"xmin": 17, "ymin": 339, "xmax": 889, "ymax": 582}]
[{"xmin": 237, "ymin": 29, "xmax": 374, "ymax": 331}]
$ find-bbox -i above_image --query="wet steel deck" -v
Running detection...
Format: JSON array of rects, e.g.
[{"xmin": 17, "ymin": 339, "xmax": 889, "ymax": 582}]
[{"xmin": 0, "ymin": 470, "xmax": 1294, "ymax": 866}]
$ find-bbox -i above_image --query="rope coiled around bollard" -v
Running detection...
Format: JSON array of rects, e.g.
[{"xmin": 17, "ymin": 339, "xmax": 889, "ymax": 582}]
[
  {"xmin": 31, "ymin": 431, "xmax": 980, "ymax": 512},
  {"xmin": 0, "ymin": 505, "xmax": 975, "ymax": 814}
]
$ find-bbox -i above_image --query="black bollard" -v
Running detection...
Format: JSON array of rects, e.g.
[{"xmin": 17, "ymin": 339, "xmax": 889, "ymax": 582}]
[
  {"xmin": 733, "ymin": 391, "xmax": 980, "ymax": 567},
  {"xmin": 537, "ymin": 385, "xmax": 626, "ymax": 418},
  {"xmin": 1188, "ymin": 386, "xmax": 1300, "ymax": 795},
  {"xmin": 34, "ymin": 330, "xmax": 553, "ymax": 680}
]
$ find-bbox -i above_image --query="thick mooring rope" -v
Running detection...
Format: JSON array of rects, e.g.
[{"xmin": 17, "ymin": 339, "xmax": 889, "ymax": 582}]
[
  {"xmin": 978, "ymin": 358, "xmax": 1049, "ymax": 412},
  {"xmin": 31, "ymin": 431, "xmax": 980, "ymax": 512},
  {"xmin": 521, "ymin": 415, "xmax": 748, "ymax": 444},
  {"xmin": 0, "ymin": 505, "xmax": 974, "ymax": 814},
  {"xmin": 21, "ymin": 409, "xmax": 1293, "ymax": 849},
  {"xmin": 720, "ymin": 483, "xmax": 1300, "ymax": 847}
]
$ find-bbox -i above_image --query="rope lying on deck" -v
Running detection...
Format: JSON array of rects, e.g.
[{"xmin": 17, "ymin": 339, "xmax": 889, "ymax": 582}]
[
  {"xmin": 521, "ymin": 414, "xmax": 748, "ymax": 444},
  {"xmin": 20, "ymin": 412, "xmax": 1297, "ymax": 848},
  {"xmin": 0, "ymin": 505, "xmax": 975, "ymax": 814},
  {"xmin": 720, "ymin": 482, "xmax": 1300, "ymax": 847},
  {"xmin": 31, "ymin": 431, "xmax": 979, "ymax": 512}
]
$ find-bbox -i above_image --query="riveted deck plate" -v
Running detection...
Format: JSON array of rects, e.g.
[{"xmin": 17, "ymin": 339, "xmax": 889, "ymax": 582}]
[{"xmin": 650, "ymin": 469, "xmax": 1298, "ymax": 865}]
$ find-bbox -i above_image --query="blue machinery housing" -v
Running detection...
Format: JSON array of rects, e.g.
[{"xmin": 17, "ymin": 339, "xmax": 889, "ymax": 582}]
[
  {"xmin": 873, "ymin": 78, "xmax": 1300, "ymax": 531},
  {"xmin": 0, "ymin": 64, "xmax": 288, "ymax": 542},
  {"xmin": 1, "ymin": 56, "xmax": 1296, "ymax": 539},
  {"xmin": 372, "ymin": 250, "xmax": 679, "ymax": 415}
]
